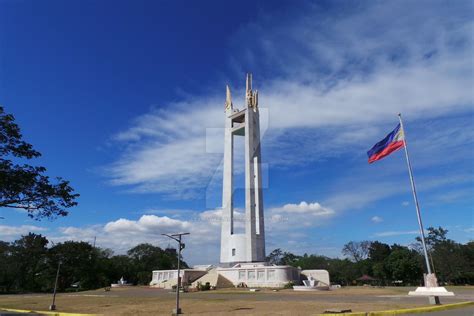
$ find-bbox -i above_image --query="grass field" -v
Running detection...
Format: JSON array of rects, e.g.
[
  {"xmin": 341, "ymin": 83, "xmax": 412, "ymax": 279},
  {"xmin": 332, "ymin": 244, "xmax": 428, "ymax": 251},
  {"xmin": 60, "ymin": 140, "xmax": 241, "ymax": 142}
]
[{"xmin": 0, "ymin": 286, "xmax": 473, "ymax": 315}]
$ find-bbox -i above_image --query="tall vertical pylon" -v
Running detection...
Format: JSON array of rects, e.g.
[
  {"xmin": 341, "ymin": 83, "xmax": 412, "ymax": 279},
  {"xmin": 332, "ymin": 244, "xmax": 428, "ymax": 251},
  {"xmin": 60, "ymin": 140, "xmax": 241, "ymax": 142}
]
[{"xmin": 220, "ymin": 73, "xmax": 265, "ymax": 264}]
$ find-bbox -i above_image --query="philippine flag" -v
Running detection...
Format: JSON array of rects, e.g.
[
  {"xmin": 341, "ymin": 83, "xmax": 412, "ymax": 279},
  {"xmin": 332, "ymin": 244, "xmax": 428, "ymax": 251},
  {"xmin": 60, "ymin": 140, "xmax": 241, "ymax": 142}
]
[{"xmin": 367, "ymin": 124, "xmax": 405, "ymax": 163}]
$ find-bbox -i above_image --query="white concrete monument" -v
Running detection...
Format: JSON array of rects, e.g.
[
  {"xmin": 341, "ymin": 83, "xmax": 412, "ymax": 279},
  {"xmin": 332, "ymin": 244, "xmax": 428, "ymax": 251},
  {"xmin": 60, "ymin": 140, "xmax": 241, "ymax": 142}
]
[
  {"xmin": 220, "ymin": 73, "xmax": 265, "ymax": 264},
  {"xmin": 214, "ymin": 74, "xmax": 327, "ymax": 288},
  {"xmin": 151, "ymin": 74, "xmax": 330, "ymax": 289}
]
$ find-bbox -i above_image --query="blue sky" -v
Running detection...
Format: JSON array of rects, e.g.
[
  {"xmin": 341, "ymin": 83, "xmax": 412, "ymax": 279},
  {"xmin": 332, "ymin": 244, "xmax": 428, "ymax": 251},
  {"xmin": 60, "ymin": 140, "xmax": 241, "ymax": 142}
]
[{"xmin": 0, "ymin": 0, "xmax": 473, "ymax": 265}]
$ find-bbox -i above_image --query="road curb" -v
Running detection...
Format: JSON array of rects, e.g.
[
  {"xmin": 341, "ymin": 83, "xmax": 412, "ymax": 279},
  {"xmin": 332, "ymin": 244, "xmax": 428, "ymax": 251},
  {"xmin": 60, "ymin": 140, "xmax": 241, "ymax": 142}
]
[
  {"xmin": 319, "ymin": 301, "xmax": 474, "ymax": 315},
  {"xmin": 0, "ymin": 308, "xmax": 100, "ymax": 316}
]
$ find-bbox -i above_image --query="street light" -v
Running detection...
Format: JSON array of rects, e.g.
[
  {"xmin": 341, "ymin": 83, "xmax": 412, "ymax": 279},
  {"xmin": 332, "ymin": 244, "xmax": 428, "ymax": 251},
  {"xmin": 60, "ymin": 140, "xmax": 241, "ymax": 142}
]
[
  {"xmin": 162, "ymin": 232, "xmax": 189, "ymax": 316},
  {"xmin": 49, "ymin": 260, "xmax": 62, "ymax": 311}
]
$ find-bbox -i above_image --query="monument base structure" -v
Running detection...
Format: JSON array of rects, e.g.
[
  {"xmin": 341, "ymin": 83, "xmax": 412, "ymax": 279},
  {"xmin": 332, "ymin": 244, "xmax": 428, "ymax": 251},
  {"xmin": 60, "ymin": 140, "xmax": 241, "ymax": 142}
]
[
  {"xmin": 408, "ymin": 273, "xmax": 454, "ymax": 305},
  {"xmin": 216, "ymin": 263, "xmax": 300, "ymax": 288},
  {"xmin": 150, "ymin": 264, "xmax": 330, "ymax": 289},
  {"xmin": 150, "ymin": 268, "xmax": 209, "ymax": 289}
]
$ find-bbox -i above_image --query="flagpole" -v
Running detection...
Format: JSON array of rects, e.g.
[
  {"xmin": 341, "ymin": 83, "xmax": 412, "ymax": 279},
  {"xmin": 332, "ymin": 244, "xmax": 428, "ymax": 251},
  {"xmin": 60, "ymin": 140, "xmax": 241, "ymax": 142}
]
[{"xmin": 397, "ymin": 113, "xmax": 432, "ymax": 276}]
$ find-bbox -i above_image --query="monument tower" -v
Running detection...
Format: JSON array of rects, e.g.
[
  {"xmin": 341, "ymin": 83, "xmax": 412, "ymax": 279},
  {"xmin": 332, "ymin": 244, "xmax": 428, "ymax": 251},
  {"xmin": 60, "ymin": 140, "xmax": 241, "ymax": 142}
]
[
  {"xmin": 151, "ymin": 74, "xmax": 325, "ymax": 289},
  {"xmin": 220, "ymin": 73, "xmax": 265, "ymax": 264}
]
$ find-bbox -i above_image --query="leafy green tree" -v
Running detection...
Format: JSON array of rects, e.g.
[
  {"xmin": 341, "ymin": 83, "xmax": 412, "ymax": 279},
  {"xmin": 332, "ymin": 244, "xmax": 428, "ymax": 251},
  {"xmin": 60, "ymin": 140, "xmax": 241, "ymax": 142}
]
[
  {"xmin": 127, "ymin": 243, "xmax": 187, "ymax": 285},
  {"xmin": 459, "ymin": 242, "xmax": 474, "ymax": 284},
  {"xmin": 8, "ymin": 233, "xmax": 49, "ymax": 292},
  {"xmin": 0, "ymin": 106, "xmax": 79, "ymax": 219},
  {"xmin": 430, "ymin": 240, "xmax": 468, "ymax": 284},
  {"xmin": 413, "ymin": 227, "xmax": 473, "ymax": 284},
  {"xmin": 368, "ymin": 241, "xmax": 391, "ymax": 262},
  {"xmin": 48, "ymin": 241, "xmax": 107, "ymax": 290},
  {"xmin": 421, "ymin": 226, "xmax": 448, "ymax": 246},
  {"xmin": 385, "ymin": 246, "xmax": 423, "ymax": 285},
  {"xmin": 266, "ymin": 248, "xmax": 301, "ymax": 266},
  {"xmin": 368, "ymin": 241, "xmax": 391, "ymax": 282},
  {"xmin": 266, "ymin": 248, "xmax": 284, "ymax": 265},
  {"xmin": 0, "ymin": 240, "xmax": 14, "ymax": 292},
  {"xmin": 327, "ymin": 258, "xmax": 359, "ymax": 286},
  {"xmin": 293, "ymin": 254, "xmax": 329, "ymax": 270},
  {"xmin": 108, "ymin": 255, "xmax": 134, "ymax": 284},
  {"xmin": 280, "ymin": 251, "xmax": 300, "ymax": 265}
]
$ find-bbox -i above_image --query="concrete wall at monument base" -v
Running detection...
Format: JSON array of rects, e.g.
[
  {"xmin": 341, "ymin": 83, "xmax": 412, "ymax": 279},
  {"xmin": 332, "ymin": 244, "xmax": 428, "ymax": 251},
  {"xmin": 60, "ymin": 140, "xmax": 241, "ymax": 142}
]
[
  {"xmin": 150, "ymin": 269, "xmax": 208, "ymax": 289},
  {"xmin": 150, "ymin": 265, "xmax": 331, "ymax": 289},
  {"xmin": 217, "ymin": 263, "xmax": 300, "ymax": 288}
]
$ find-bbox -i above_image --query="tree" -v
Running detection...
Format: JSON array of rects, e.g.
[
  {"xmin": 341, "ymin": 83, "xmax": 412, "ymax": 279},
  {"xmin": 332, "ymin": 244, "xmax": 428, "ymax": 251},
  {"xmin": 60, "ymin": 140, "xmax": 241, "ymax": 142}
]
[
  {"xmin": 292, "ymin": 254, "xmax": 329, "ymax": 270},
  {"xmin": 416, "ymin": 226, "xmax": 448, "ymax": 247},
  {"xmin": 127, "ymin": 243, "xmax": 187, "ymax": 285},
  {"xmin": 48, "ymin": 241, "xmax": 108, "ymax": 291},
  {"xmin": 385, "ymin": 246, "xmax": 423, "ymax": 285},
  {"xmin": 0, "ymin": 106, "xmax": 79, "ymax": 219},
  {"xmin": 413, "ymin": 226, "xmax": 473, "ymax": 284},
  {"xmin": 280, "ymin": 251, "xmax": 300, "ymax": 265},
  {"xmin": 0, "ymin": 240, "xmax": 14, "ymax": 292},
  {"xmin": 266, "ymin": 248, "xmax": 284, "ymax": 265},
  {"xmin": 8, "ymin": 233, "xmax": 49, "ymax": 292},
  {"xmin": 0, "ymin": 237, "xmax": 195, "ymax": 293},
  {"xmin": 429, "ymin": 239, "xmax": 471, "ymax": 284},
  {"xmin": 342, "ymin": 241, "xmax": 371, "ymax": 262},
  {"xmin": 327, "ymin": 258, "xmax": 359, "ymax": 286},
  {"xmin": 368, "ymin": 241, "xmax": 391, "ymax": 263}
]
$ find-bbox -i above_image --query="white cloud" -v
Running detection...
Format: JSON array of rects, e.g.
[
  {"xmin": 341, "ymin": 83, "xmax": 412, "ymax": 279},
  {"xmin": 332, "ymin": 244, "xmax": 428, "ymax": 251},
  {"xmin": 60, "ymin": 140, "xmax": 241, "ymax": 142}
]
[
  {"xmin": 104, "ymin": 215, "xmax": 190, "ymax": 234},
  {"xmin": 374, "ymin": 230, "xmax": 419, "ymax": 237},
  {"xmin": 371, "ymin": 216, "xmax": 384, "ymax": 223},
  {"xmin": 0, "ymin": 199, "xmax": 336, "ymax": 265},
  {"xmin": 271, "ymin": 201, "xmax": 334, "ymax": 216},
  {"xmin": 266, "ymin": 201, "xmax": 335, "ymax": 230},
  {"xmin": 402, "ymin": 201, "xmax": 410, "ymax": 207},
  {"xmin": 50, "ymin": 214, "xmax": 221, "ymax": 264},
  {"xmin": 0, "ymin": 225, "xmax": 48, "ymax": 240},
  {"xmin": 103, "ymin": 1, "xmax": 473, "ymax": 198}
]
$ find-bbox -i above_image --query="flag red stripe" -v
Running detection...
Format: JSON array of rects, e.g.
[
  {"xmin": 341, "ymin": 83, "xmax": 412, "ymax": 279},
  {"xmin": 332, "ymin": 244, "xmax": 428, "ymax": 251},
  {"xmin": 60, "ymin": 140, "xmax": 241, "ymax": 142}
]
[{"xmin": 368, "ymin": 140, "xmax": 405, "ymax": 163}]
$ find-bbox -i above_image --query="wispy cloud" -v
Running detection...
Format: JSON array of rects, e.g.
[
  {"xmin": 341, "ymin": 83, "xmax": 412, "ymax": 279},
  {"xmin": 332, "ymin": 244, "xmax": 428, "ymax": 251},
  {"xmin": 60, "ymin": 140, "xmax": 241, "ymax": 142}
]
[
  {"xmin": 371, "ymin": 216, "xmax": 384, "ymax": 223},
  {"xmin": 103, "ymin": 1, "xmax": 473, "ymax": 198},
  {"xmin": 374, "ymin": 230, "xmax": 419, "ymax": 237},
  {"xmin": 323, "ymin": 172, "xmax": 473, "ymax": 213}
]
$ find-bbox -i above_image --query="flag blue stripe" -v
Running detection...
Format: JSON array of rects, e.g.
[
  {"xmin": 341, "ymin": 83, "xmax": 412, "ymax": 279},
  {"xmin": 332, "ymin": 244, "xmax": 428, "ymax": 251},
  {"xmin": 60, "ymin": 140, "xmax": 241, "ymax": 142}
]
[{"xmin": 367, "ymin": 124, "xmax": 401, "ymax": 158}]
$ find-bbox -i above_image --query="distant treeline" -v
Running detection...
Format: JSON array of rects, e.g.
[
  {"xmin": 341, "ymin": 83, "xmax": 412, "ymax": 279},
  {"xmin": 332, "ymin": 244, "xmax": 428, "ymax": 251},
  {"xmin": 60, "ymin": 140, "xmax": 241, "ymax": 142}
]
[
  {"xmin": 0, "ymin": 226, "xmax": 472, "ymax": 293},
  {"xmin": 266, "ymin": 227, "xmax": 474, "ymax": 286},
  {"xmin": 0, "ymin": 234, "xmax": 187, "ymax": 293}
]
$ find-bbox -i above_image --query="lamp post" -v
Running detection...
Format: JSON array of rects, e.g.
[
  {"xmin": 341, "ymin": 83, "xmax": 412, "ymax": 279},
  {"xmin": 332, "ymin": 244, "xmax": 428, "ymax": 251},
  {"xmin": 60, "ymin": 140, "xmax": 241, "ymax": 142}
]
[
  {"xmin": 162, "ymin": 232, "xmax": 189, "ymax": 316},
  {"xmin": 49, "ymin": 260, "xmax": 62, "ymax": 311}
]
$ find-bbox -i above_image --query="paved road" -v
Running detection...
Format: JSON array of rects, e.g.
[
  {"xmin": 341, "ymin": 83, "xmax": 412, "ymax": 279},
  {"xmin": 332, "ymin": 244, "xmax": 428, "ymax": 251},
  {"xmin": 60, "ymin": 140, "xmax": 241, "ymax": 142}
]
[{"xmin": 401, "ymin": 306, "xmax": 474, "ymax": 315}]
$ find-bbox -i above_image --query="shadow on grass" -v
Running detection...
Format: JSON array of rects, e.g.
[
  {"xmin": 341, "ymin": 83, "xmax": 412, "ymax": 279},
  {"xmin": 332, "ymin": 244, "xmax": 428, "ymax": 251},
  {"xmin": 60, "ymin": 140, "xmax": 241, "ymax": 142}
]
[{"xmin": 232, "ymin": 307, "xmax": 254, "ymax": 311}]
